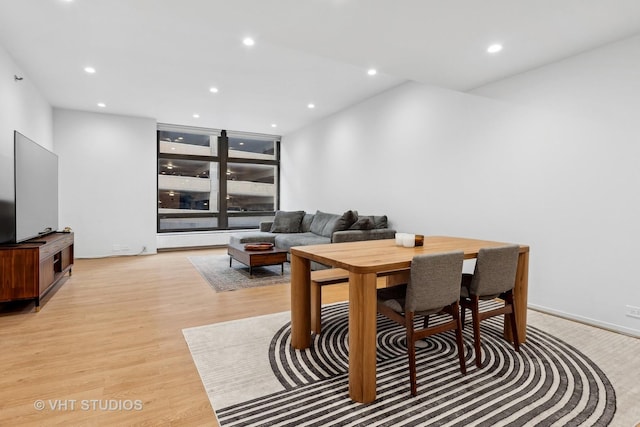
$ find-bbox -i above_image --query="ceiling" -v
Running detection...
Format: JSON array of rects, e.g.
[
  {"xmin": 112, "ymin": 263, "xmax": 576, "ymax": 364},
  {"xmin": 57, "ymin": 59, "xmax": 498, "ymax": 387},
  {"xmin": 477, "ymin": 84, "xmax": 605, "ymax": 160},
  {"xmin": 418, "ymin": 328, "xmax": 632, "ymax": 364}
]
[{"xmin": 1, "ymin": 0, "xmax": 640, "ymax": 136}]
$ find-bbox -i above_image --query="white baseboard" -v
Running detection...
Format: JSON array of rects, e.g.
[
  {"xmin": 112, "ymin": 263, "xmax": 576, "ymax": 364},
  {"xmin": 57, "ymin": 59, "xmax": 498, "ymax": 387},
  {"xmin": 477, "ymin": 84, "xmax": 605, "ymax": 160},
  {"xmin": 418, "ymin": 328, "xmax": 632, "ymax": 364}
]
[{"xmin": 528, "ymin": 303, "xmax": 640, "ymax": 338}]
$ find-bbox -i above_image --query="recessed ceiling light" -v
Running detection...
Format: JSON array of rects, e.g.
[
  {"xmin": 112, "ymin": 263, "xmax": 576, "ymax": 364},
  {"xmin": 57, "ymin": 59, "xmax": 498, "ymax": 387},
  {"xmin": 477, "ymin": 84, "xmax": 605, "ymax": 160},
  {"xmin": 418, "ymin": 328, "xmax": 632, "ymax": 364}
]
[
  {"xmin": 307, "ymin": 103, "xmax": 315, "ymax": 109},
  {"xmin": 97, "ymin": 102, "xmax": 106, "ymax": 108},
  {"xmin": 487, "ymin": 44, "xmax": 503, "ymax": 54},
  {"xmin": 84, "ymin": 66, "xmax": 96, "ymax": 74},
  {"xmin": 193, "ymin": 113, "xmax": 200, "ymax": 118},
  {"xmin": 271, "ymin": 124, "xmax": 277, "ymax": 128},
  {"xmin": 243, "ymin": 37, "xmax": 255, "ymax": 47},
  {"xmin": 209, "ymin": 87, "xmax": 219, "ymax": 93},
  {"xmin": 367, "ymin": 69, "xmax": 377, "ymax": 76}
]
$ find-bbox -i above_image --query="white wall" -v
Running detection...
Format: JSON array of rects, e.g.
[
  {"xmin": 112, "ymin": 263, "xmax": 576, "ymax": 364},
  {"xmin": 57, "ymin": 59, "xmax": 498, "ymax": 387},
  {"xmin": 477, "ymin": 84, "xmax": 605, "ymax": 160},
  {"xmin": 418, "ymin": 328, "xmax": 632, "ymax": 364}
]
[
  {"xmin": 0, "ymin": 44, "xmax": 53, "ymax": 223},
  {"xmin": 53, "ymin": 109, "xmax": 158, "ymax": 258},
  {"xmin": 281, "ymin": 36, "xmax": 640, "ymax": 337},
  {"xmin": 1, "ymin": 43, "xmax": 159, "ymax": 258},
  {"xmin": 469, "ymin": 34, "xmax": 640, "ymax": 335},
  {"xmin": 0, "ymin": 45, "xmax": 53, "ymax": 150},
  {"xmin": 1, "ymin": 38, "xmax": 224, "ymax": 255}
]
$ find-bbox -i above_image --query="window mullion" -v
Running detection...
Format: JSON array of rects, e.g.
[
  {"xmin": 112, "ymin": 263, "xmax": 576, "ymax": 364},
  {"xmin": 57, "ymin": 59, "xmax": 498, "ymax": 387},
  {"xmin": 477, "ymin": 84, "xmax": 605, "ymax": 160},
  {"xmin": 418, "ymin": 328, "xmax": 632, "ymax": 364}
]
[{"xmin": 219, "ymin": 131, "xmax": 228, "ymax": 228}]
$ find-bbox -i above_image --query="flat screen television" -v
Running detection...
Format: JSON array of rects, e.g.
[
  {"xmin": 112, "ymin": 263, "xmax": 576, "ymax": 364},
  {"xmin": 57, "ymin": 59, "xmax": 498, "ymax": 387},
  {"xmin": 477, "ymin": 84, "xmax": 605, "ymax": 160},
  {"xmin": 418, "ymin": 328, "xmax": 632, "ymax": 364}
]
[{"xmin": 0, "ymin": 131, "xmax": 58, "ymax": 244}]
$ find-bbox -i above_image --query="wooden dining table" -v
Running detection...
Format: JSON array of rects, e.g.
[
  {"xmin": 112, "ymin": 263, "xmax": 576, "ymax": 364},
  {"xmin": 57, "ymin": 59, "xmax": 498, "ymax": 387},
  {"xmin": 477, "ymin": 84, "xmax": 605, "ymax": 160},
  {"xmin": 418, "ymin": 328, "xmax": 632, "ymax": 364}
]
[{"xmin": 290, "ymin": 236, "xmax": 530, "ymax": 404}]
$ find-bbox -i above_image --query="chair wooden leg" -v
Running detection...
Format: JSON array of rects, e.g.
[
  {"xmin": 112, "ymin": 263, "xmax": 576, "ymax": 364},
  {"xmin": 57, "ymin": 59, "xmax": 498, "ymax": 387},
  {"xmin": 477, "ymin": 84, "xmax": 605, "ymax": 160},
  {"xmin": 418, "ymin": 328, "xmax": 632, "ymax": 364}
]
[
  {"xmin": 423, "ymin": 314, "xmax": 429, "ymax": 329},
  {"xmin": 460, "ymin": 303, "xmax": 466, "ymax": 328},
  {"xmin": 453, "ymin": 302, "xmax": 467, "ymax": 375},
  {"xmin": 471, "ymin": 296, "xmax": 482, "ymax": 368},
  {"xmin": 310, "ymin": 282, "xmax": 321, "ymax": 334},
  {"xmin": 406, "ymin": 312, "xmax": 418, "ymax": 396},
  {"xmin": 506, "ymin": 291, "xmax": 520, "ymax": 352}
]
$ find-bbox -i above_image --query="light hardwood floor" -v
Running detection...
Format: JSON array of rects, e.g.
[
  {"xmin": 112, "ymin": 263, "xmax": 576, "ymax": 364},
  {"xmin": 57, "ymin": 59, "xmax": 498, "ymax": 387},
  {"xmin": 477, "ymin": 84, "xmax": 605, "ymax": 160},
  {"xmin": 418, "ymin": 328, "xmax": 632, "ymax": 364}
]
[
  {"xmin": 0, "ymin": 248, "xmax": 351, "ymax": 426},
  {"xmin": 2, "ymin": 248, "xmax": 639, "ymax": 426}
]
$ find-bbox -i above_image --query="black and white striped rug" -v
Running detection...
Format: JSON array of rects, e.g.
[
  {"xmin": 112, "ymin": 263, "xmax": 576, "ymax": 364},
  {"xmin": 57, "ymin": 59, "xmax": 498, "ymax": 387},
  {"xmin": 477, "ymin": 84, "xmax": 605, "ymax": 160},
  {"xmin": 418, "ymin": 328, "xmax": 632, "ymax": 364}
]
[{"xmin": 185, "ymin": 302, "xmax": 616, "ymax": 427}]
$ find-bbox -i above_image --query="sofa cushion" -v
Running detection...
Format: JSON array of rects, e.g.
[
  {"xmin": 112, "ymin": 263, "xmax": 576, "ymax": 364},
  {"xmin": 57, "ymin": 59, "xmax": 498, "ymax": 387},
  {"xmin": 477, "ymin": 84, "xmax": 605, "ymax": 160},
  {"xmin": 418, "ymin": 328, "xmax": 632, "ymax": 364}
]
[
  {"xmin": 259, "ymin": 221, "xmax": 273, "ymax": 232},
  {"xmin": 310, "ymin": 210, "xmax": 356, "ymax": 237},
  {"xmin": 229, "ymin": 232, "xmax": 276, "ymax": 246},
  {"xmin": 270, "ymin": 210, "xmax": 305, "ymax": 233},
  {"xmin": 333, "ymin": 228, "xmax": 397, "ymax": 243},
  {"xmin": 300, "ymin": 213, "xmax": 315, "ymax": 232},
  {"xmin": 274, "ymin": 232, "xmax": 330, "ymax": 251},
  {"xmin": 309, "ymin": 211, "xmax": 336, "ymax": 237},
  {"xmin": 349, "ymin": 217, "xmax": 375, "ymax": 230}
]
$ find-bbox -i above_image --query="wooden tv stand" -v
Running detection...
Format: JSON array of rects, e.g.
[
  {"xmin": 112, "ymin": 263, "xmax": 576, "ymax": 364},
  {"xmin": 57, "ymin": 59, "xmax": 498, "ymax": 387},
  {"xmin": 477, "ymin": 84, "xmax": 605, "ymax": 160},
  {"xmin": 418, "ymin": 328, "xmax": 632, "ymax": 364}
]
[{"xmin": 0, "ymin": 232, "xmax": 74, "ymax": 311}]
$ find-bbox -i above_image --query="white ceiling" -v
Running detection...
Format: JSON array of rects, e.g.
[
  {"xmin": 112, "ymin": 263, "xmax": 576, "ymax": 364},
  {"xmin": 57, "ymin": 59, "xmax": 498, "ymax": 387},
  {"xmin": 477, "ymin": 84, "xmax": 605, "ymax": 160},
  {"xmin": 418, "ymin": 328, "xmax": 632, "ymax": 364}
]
[{"xmin": 1, "ymin": 0, "xmax": 640, "ymax": 136}]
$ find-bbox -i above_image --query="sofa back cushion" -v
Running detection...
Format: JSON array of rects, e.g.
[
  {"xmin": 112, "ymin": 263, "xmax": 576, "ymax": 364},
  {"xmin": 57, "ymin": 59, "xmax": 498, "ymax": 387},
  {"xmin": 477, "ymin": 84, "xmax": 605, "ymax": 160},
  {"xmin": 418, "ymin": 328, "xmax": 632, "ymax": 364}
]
[
  {"xmin": 310, "ymin": 210, "xmax": 356, "ymax": 237},
  {"xmin": 300, "ymin": 213, "xmax": 315, "ymax": 232},
  {"xmin": 270, "ymin": 210, "xmax": 305, "ymax": 233},
  {"xmin": 274, "ymin": 232, "xmax": 330, "ymax": 251}
]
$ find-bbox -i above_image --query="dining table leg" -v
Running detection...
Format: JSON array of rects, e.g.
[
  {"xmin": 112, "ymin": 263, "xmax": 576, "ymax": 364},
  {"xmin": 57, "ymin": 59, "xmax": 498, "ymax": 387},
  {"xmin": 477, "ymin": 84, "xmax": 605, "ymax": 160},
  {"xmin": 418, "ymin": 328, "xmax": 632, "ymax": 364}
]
[
  {"xmin": 348, "ymin": 271, "xmax": 378, "ymax": 403},
  {"xmin": 291, "ymin": 253, "xmax": 311, "ymax": 349}
]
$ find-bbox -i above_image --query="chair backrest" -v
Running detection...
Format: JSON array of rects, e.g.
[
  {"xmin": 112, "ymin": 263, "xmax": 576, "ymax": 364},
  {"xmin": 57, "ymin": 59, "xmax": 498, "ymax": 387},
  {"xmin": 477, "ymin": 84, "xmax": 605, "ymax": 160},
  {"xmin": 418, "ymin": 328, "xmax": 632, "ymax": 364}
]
[
  {"xmin": 406, "ymin": 251, "xmax": 464, "ymax": 313},
  {"xmin": 469, "ymin": 245, "xmax": 520, "ymax": 297}
]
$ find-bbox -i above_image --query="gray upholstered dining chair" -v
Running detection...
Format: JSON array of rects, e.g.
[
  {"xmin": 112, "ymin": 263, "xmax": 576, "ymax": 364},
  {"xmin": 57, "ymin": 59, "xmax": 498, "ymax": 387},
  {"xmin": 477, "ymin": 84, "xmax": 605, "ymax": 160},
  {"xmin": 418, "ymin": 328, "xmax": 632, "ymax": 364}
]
[
  {"xmin": 377, "ymin": 251, "xmax": 466, "ymax": 396},
  {"xmin": 460, "ymin": 245, "xmax": 520, "ymax": 368}
]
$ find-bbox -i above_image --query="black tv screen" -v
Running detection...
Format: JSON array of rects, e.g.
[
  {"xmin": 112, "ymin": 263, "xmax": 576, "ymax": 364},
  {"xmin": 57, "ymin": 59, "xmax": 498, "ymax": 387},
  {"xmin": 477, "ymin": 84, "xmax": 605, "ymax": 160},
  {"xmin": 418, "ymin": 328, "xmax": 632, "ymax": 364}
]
[{"xmin": 0, "ymin": 132, "xmax": 59, "ymax": 244}]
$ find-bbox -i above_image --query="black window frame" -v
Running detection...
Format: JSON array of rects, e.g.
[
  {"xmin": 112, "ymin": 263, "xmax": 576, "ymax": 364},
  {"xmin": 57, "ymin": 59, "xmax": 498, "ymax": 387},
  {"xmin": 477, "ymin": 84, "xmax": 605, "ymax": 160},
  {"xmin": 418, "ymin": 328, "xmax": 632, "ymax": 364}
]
[{"xmin": 157, "ymin": 126, "xmax": 280, "ymax": 233}]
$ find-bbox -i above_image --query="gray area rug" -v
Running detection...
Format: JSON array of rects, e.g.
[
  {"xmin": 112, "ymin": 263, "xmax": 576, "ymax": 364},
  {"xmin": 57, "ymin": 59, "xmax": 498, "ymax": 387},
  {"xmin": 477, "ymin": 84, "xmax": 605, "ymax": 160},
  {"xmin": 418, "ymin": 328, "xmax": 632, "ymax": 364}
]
[
  {"xmin": 183, "ymin": 302, "xmax": 624, "ymax": 427},
  {"xmin": 188, "ymin": 254, "xmax": 290, "ymax": 292}
]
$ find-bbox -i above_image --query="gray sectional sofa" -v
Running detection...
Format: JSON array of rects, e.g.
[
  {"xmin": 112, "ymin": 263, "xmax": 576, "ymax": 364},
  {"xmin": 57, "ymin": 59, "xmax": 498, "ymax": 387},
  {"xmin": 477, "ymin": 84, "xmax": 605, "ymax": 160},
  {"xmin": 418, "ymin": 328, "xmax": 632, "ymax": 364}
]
[{"xmin": 229, "ymin": 210, "xmax": 395, "ymax": 269}]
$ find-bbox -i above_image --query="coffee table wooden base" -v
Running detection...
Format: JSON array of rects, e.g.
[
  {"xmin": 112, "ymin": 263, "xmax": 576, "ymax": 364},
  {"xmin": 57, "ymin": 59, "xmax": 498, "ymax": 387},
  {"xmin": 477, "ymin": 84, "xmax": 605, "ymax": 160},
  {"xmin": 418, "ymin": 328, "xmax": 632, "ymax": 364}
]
[{"xmin": 227, "ymin": 244, "xmax": 288, "ymax": 278}]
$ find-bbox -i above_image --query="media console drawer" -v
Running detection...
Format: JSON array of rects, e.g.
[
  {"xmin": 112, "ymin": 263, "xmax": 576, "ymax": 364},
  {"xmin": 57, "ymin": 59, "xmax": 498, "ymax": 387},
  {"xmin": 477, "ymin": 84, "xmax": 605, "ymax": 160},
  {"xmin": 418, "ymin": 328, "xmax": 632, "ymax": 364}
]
[
  {"xmin": 39, "ymin": 243, "xmax": 57, "ymax": 261},
  {"xmin": 39, "ymin": 234, "xmax": 73, "ymax": 261}
]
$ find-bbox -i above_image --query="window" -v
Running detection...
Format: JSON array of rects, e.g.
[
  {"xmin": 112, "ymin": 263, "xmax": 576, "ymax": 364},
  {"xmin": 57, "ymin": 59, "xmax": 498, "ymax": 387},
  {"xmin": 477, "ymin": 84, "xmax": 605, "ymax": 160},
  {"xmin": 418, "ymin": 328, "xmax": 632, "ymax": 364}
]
[{"xmin": 157, "ymin": 125, "xmax": 280, "ymax": 232}]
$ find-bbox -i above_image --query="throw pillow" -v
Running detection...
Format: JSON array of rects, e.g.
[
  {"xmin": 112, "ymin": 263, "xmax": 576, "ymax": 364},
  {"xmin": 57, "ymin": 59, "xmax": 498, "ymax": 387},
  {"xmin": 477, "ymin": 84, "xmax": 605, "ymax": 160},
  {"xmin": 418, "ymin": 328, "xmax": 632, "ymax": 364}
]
[
  {"xmin": 270, "ymin": 210, "xmax": 305, "ymax": 233},
  {"xmin": 372, "ymin": 215, "xmax": 388, "ymax": 229},
  {"xmin": 333, "ymin": 210, "xmax": 357, "ymax": 232},
  {"xmin": 352, "ymin": 211, "xmax": 388, "ymax": 229},
  {"xmin": 349, "ymin": 217, "xmax": 375, "ymax": 230}
]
